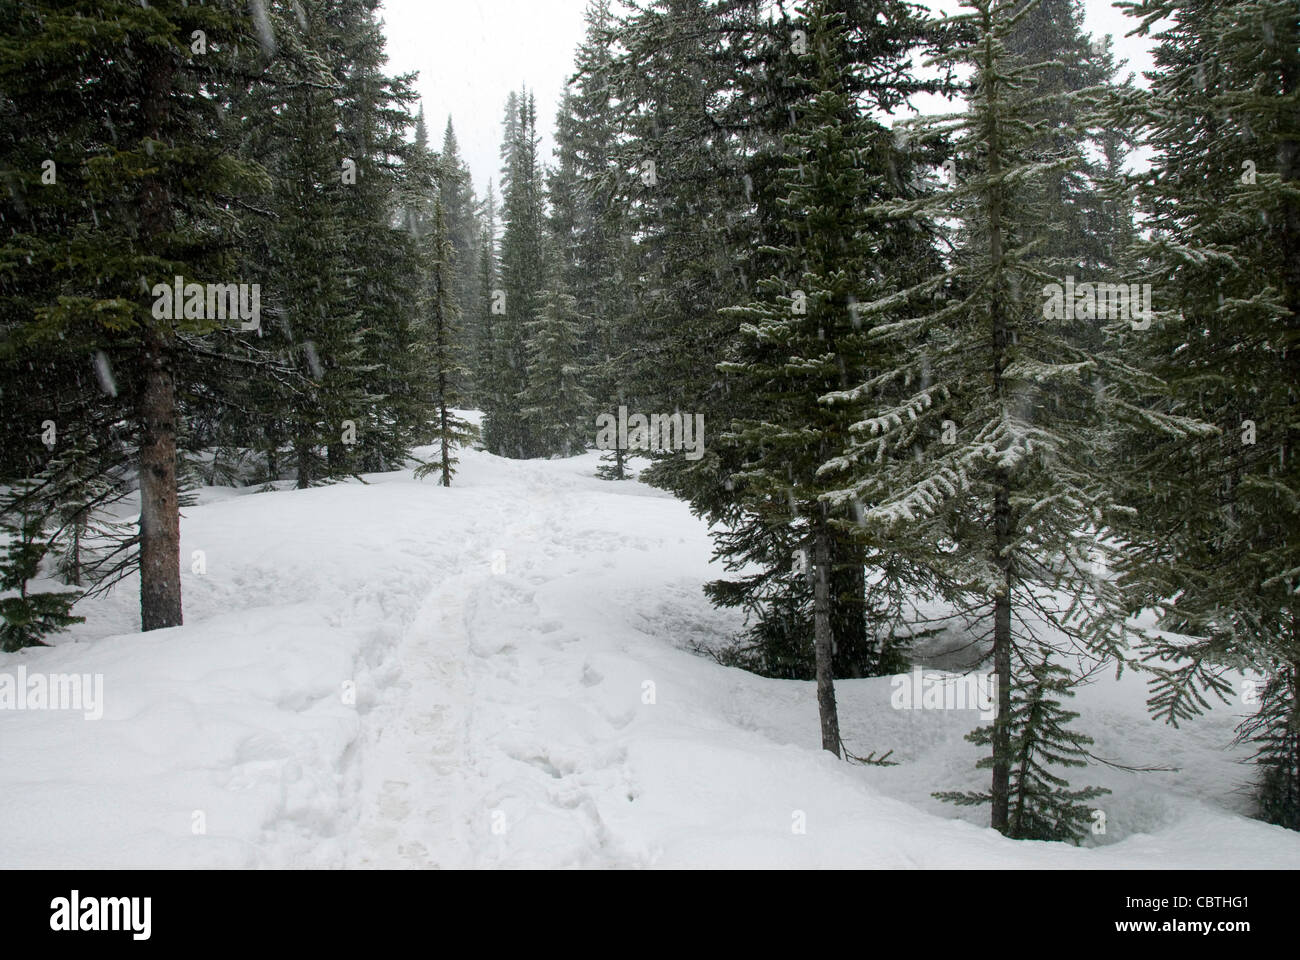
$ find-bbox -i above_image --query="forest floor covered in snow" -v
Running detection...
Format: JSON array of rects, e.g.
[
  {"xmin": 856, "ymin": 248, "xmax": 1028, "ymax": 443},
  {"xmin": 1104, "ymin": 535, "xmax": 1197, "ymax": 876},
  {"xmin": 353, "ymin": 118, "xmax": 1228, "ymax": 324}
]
[{"xmin": 2, "ymin": 415, "xmax": 1298, "ymax": 868}]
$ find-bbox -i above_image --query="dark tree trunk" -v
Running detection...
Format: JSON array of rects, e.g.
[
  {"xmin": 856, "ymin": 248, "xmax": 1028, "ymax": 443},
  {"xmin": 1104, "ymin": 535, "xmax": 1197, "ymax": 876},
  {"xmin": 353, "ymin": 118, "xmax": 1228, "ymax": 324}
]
[
  {"xmin": 137, "ymin": 328, "xmax": 182, "ymax": 631},
  {"xmin": 813, "ymin": 517, "xmax": 841, "ymax": 757},
  {"xmin": 984, "ymin": 20, "xmax": 1013, "ymax": 833},
  {"xmin": 439, "ymin": 400, "xmax": 452, "ymax": 488},
  {"xmin": 137, "ymin": 54, "xmax": 182, "ymax": 632},
  {"xmin": 990, "ymin": 507, "xmax": 1014, "ymax": 834},
  {"xmin": 296, "ymin": 439, "xmax": 311, "ymax": 489},
  {"xmin": 831, "ymin": 532, "xmax": 868, "ymax": 678}
]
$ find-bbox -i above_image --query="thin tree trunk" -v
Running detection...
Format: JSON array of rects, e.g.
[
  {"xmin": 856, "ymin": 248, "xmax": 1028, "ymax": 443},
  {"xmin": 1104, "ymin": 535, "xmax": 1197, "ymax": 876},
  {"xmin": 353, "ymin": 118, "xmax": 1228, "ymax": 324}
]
[
  {"xmin": 990, "ymin": 511, "xmax": 1014, "ymax": 833},
  {"xmin": 831, "ymin": 532, "xmax": 868, "ymax": 678},
  {"xmin": 295, "ymin": 439, "xmax": 311, "ymax": 489},
  {"xmin": 813, "ymin": 516, "xmax": 841, "ymax": 757},
  {"xmin": 439, "ymin": 400, "xmax": 452, "ymax": 488},
  {"xmin": 137, "ymin": 55, "xmax": 182, "ymax": 632},
  {"xmin": 138, "ymin": 327, "xmax": 182, "ymax": 631},
  {"xmin": 984, "ymin": 13, "xmax": 1013, "ymax": 833}
]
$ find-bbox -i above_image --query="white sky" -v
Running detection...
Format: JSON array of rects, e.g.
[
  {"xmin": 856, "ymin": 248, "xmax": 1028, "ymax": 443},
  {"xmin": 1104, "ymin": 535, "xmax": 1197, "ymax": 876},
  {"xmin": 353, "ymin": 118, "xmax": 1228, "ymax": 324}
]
[
  {"xmin": 380, "ymin": 0, "xmax": 591, "ymax": 196},
  {"xmin": 378, "ymin": 0, "xmax": 1156, "ymax": 197}
]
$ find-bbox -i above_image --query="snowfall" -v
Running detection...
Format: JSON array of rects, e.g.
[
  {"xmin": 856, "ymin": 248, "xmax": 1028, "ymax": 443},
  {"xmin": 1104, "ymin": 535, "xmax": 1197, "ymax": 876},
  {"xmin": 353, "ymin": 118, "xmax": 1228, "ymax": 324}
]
[{"xmin": 3, "ymin": 413, "xmax": 1298, "ymax": 869}]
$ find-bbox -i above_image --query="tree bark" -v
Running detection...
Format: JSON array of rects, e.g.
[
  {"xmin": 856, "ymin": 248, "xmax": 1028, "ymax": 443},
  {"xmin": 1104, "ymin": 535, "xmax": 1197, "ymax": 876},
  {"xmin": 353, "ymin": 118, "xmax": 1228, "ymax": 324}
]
[
  {"xmin": 295, "ymin": 439, "xmax": 311, "ymax": 489},
  {"xmin": 990, "ymin": 526, "xmax": 1013, "ymax": 833},
  {"xmin": 831, "ymin": 532, "xmax": 868, "ymax": 678},
  {"xmin": 983, "ymin": 11, "xmax": 1013, "ymax": 833},
  {"xmin": 813, "ymin": 516, "xmax": 841, "ymax": 757},
  {"xmin": 137, "ymin": 54, "xmax": 182, "ymax": 632},
  {"xmin": 439, "ymin": 401, "xmax": 452, "ymax": 488},
  {"xmin": 137, "ymin": 328, "xmax": 182, "ymax": 631}
]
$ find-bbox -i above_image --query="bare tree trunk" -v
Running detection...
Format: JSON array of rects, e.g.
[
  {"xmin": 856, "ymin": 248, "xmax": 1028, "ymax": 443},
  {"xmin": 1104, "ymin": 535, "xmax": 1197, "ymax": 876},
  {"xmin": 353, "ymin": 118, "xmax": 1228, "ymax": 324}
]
[
  {"xmin": 439, "ymin": 401, "xmax": 452, "ymax": 488},
  {"xmin": 138, "ymin": 327, "xmax": 182, "ymax": 631},
  {"xmin": 295, "ymin": 439, "xmax": 311, "ymax": 489},
  {"xmin": 67, "ymin": 515, "xmax": 82, "ymax": 586},
  {"xmin": 831, "ymin": 532, "xmax": 868, "ymax": 678},
  {"xmin": 137, "ymin": 55, "xmax": 182, "ymax": 632},
  {"xmin": 990, "ymin": 506, "xmax": 1013, "ymax": 833},
  {"xmin": 813, "ymin": 517, "xmax": 841, "ymax": 757},
  {"xmin": 983, "ymin": 15, "xmax": 1013, "ymax": 833}
]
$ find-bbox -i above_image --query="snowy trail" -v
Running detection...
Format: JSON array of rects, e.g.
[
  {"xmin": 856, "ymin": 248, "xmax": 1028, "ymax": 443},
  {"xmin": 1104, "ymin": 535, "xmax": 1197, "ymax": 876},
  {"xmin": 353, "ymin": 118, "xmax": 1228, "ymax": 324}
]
[
  {"xmin": 3, "ymin": 433, "xmax": 1299, "ymax": 868},
  {"xmin": 350, "ymin": 478, "xmax": 650, "ymax": 867}
]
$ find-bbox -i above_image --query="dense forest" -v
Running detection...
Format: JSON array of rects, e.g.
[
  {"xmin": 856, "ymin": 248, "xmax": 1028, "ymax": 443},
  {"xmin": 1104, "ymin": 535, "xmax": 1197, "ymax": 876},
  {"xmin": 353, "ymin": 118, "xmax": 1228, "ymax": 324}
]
[{"xmin": 1, "ymin": 0, "xmax": 1297, "ymax": 845}]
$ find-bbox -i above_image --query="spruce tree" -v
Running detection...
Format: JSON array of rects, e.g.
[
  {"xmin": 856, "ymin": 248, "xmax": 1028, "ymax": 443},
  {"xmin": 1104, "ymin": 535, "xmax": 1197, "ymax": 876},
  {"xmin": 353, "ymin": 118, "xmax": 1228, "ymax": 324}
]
[
  {"xmin": 822, "ymin": 0, "xmax": 1208, "ymax": 830},
  {"xmin": 413, "ymin": 193, "xmax": 473, "ymax": 486},
  {"xmin": 1110, "ymin": 0, "xmax": 1300, "ymax": 829},
  {"xmin": 522, "ymin": 255, "xmax": 593, "ymax": 459},
  {"xmin": 484, "ymin": 89, "xmax": 548, "ymax": 459},
  {"xmin": 471, "ymin": 183, "xmax": 500, "ymax": 412},
  {"xmin": 606, "ymin": 0, "xmax": 944, "ymax": 682},
  {"xmin": 551, "ymin": 1, "xmax": 637, "ymax": 478},
  {"xmin": 0, "ymin": 0, "xmax": 267, "ymax": 630},
  {"xmin": 0, "ymin": 507, "xmax": 84, "ymax": 653},
  {"xmin": 936, "ymin": 657, "xmax": 1110, "ymax": 843},
  {"xmin": 714, "ymin": 0, "xmax": 931, "ymax": 753},
  {"xmin": 440, "ymin": 118, "xmax": 480, "ymax": 360}
]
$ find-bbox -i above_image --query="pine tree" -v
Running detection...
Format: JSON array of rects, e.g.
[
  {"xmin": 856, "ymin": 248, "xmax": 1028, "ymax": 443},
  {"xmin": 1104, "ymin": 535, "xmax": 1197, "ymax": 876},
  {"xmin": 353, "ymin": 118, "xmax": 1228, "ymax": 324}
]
[
  {"xmin": 551, "ymin": 2, "xmax": 638, "ymax": 479},
  {"xmin": 522, "ymin": 263, "xmax": 593, "ymax": 459},
  {"xmin": 0, "ymin": 0, "xmax": 268, "ymax": 630},
  {"xmin": 413, "ymin": 193, "xmax": 473, "ymax": 486},
  {"xmin": 821, "ymin": 0, "xmax": 1209, "ymax": 830},
  {"xmin": 604, "ymin": 0, "xmax": 944, "ymax": 682},
  {"xmin": 440, "ymin": 118, "xmax": 480, "ymax": 367},
  {"xmin": 713, "ymin": 0, "xmax": 934, "ymax": 752},
  {"xmin": 936, "ymin": 657, "xmax": 1109, "ymax": 843},
  {"xmin": 1109, "ymin": 0, "xmax": 1300, "ymax": 828},
  {"xmin": 484, "ymin": 89, "xmax": 548, "ymax": 459},
  {"xmin": 471, "ymin": 183, "xmax": 500, "ymax": 412},
  {"xmin": 1005, "ymin": 0, "xmax": 1131, "ymax": 288},
  {"xmin": 331, "ymin": 0, "xmax": 426, "ymax": 476},
  {"xmin": 0, "ymin": 496, "xmax": 85, "ymax": 652}
]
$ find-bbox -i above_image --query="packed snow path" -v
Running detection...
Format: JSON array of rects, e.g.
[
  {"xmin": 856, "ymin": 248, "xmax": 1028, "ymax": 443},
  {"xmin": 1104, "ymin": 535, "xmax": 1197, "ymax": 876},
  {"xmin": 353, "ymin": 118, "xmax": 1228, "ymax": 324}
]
[{"xmin": 3, "ymin": 432, "xmax": 1299, "ymax": 867}]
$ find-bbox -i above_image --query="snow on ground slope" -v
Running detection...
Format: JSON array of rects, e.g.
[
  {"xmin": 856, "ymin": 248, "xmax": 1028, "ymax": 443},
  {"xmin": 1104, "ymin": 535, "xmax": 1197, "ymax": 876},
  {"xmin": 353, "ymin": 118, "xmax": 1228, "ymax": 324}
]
[{"xmin": 2, "ymin": 425, "xmax": 1298, "ymax": 867}]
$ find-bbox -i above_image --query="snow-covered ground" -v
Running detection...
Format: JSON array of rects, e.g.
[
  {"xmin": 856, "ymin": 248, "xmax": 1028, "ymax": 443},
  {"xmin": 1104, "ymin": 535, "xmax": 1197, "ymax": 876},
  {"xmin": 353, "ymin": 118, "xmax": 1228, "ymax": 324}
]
[{"xmin": 2, "ymin": 419, "xmax": 1298, "ymax": 868}]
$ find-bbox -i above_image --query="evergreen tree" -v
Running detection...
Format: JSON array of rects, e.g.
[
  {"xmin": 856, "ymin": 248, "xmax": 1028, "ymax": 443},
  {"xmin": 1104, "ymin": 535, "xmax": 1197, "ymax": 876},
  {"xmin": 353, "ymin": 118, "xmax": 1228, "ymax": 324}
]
[
  {"xmin": 1109, "ymin": 0, "xmax": 1300, "ymax": 829},
  {"xmin": 484, "ymin": 89, "xmax": 548, "ymax": 459},
  {"xmin": 0, "ymin": 0, "xmax": 268, "ymax": 630},
  {"xmin": 1005, "ymin": 0, "xmax": 1131, "ymax": 289},
  {"xmin": 522, "ymin": 261, "xmax": 593, "ymax": 458},
  {"xmin": 936, "ymin": 657, "xmax": 1110, "ymax": 843},
  {"xmin": 550, "ymin": 1, "xmax": 637, "ymax": 479},
  {"xmin": 330, "ymin": 0, "xmax": 426, "ymax": 476},
  {"xmin": 440, "ymin": 117, "xmax": 480, "ymax": 362},
  {"xmin": 0, "ymin": 507, "xmax": 84, "ymax": 653},
  {"xmin": 714, "ymin": 0, "xmax": 934, "ymax": 752},
  {"xmin": 821, "ymin": 0, "xmax": 1209, "ymax": 829},
  {"xmin": 471, "ymin": 183, "xmax": 500, "ymax": 412},
  {"xmin": 414, "ymin": 193, "xmax": 473, "ymax": 486}
]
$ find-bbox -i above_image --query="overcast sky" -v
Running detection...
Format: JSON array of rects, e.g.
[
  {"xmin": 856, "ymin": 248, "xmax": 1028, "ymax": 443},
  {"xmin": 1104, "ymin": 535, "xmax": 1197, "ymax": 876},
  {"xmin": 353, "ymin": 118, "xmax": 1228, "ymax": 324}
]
[{"xmin": 378, "ymin": 0, "xmax": 1157, "ymax": 196}]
